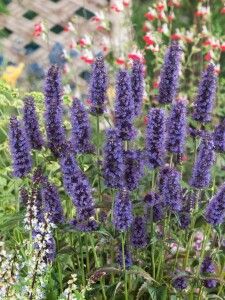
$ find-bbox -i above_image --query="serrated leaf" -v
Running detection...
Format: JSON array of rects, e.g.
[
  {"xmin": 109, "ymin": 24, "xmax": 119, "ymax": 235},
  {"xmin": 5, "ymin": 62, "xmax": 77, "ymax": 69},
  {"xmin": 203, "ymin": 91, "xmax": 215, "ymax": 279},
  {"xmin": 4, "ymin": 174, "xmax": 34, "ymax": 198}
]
[{"xmin": 136, "ymin": 281, "xmax": 149, "ymax": 300}]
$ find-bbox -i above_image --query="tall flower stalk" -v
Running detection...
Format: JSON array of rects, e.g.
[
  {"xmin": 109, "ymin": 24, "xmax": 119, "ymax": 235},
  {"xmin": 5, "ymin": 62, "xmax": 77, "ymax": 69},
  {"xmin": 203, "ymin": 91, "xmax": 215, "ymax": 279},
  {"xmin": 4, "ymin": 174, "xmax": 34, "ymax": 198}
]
[{"xmin": 44, "ymin": 65, "xmax": 66, "ymax": 157}]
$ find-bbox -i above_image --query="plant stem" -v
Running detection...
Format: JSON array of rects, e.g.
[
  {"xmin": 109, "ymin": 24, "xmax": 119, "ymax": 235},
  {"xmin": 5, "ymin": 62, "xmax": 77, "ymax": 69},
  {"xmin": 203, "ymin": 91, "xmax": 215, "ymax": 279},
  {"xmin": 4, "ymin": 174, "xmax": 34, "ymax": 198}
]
[
  {"xmin": 79, "ymin": 234, "xmax": 86, "ymax": 287},
  {"xmin": 85, "ymin": 234, "xmax": 90, "ymax": 274},
  {"xmin": 121, "ymin": 232, "xmax": 128, "ymax": 300}
]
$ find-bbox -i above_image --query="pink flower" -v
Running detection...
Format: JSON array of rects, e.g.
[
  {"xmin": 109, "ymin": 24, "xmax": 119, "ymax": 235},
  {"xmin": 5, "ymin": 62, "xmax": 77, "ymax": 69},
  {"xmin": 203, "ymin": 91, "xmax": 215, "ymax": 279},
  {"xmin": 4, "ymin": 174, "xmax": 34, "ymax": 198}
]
[
  {"xmin": 78, "ymin": 35, "xmax": 92, "ymax": 47},
  {"xmin": 81, "ymin": 50, "xmax": 94, "ymax": 64},
  {"xmin": 220, "ymin": 7, "xmax": 225, "ymax": 14},
  {"xmin": 63, "ymin": 63, "xmax": 70, "ymax": 74},
  {"xmin": 64, "ymin": 22, "xmax": 74, "ymax": 32},
  {"xmin": 142, "ymin": 33, "xmax": 155, "ymax": 45},
  {"xmin": 215, "ymin": 64, "xmax": 220, "ymax": 74},
  {"xmin": 32, "ymin": 21, "xmax": 44, "ymax": 37},
  {"xmin": 111, "ymin": 2, "xmax": 124, "ymax": 12},
  {"xmin": 155, "ymin": 1, "xmax": 165, "ymax": 11},
  {"xmin": 123, "ymin": 0, "xmax": 130, "ymax": 6},
  {"xmin": 69, "ymin": 38, "xmax": 76, "ymax": 49},
  {"xmin": 128, "ymin": 50, "xmax": 145, "ymax": 63},
  {"xmin": 145, "ymin": 8, "xmax": 157, "ymax": 21},
  {"xmin": 86, "ymin": 99, "xmax": 92, "ymax": 105},
  {"xmin": 146, "ymin": 44, "xmax": 159, "ymax": 52},
  {"xmin": 99, "ymin": 37, "xmax": 110, "ymax": 52},
  {"xmin": 204, "ymin": 52, "xmax": 211, "ymax": 61},
  {"xmin": 153, "ymin": 81, "xmax": 159, "ymax": 88},
  {"xmin": 116, "ymin": 57, "xmax": 125, "ymax": 65},
  {"xmin": 220, "ymin": 42, "xmax": 225, "ymax": 51}
]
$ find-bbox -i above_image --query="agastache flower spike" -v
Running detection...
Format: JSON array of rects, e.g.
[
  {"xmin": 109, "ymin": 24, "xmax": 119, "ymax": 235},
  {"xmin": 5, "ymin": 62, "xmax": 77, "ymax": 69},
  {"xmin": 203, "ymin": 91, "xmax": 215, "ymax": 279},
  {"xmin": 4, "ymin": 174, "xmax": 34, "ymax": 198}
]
[
  {"xmin": 201, "ymin": 256, "xmax": 218, "ymax": 288},
  {"xmin": 117, "ymin": 244, "xmax": 133, "ymax": 268},
  {"xmin": 166, "ymin": 101, "xmax": 187, "ymax": 154},
  {"xmin": 144, "ymin": 192, "xmax": 164, "ymax": 222},
  {"xmin": 9, "ymin": 116, "xmax": 32, "ymax": 178},
  {"xmin": 146, "ymin": 108, "xmax": 166, "ymax": 169},
  {"xmin": 115, "ymin": 69, "xmax": 137, "ymax": 140},
  {"xmin": 160, "ymin": 167, "xmax": 182, "ymax": 211},
  {"xmin": 113, "ymin": 188, "xmax": 133, "ymax": 231},
  {"xmin": 192, "ymin": 63, "xmax": 217, "ymax": 123},
  {"xmin": 124, "ymin": 149, "xmax": 145, "ymax": 191},
  {"xmin": 44, "ymin": 65, "xmax": 66, "ymax": 157},
  {"xmin": 158, "ymin": 42, "xmax": 182, "ymax": 104},
  {"xmin": 205, "ymin": 183, "xmax": 225, "ymax": 226},
  {"xmin": 130, "ymin": 216, "xmax": 147, "ymax": 248},
  {"xmin": 213, "ymin": 119, "xmax": 225, "ymax": 153},
  {"xmin": 189, "ymin": 132, "xmax": 215, "ymax": 189},
  {"xmin": 42, "ymin": 180, "xmax": 65, "ymax": 224},
  {"xmin": 131, "ymin": 59, "xmax": 144, "ymax": 117},
  {"xmin": 60, "ymin": 153, "xmax": 96, "ymax": 220},
  {"xmin": 89, "ymin": 56, "xmax": 108, "ymax": 115},
  {"xmin": 103, "ymin": 128, "xmax": 124, "ymax": 188},
  {"xmin": 22, "ymin": 96, "xmax": 45, "ymax": 150},
  {"xmin": 71, "ymin": 97, "xmax": 94, "ymax": 154}
]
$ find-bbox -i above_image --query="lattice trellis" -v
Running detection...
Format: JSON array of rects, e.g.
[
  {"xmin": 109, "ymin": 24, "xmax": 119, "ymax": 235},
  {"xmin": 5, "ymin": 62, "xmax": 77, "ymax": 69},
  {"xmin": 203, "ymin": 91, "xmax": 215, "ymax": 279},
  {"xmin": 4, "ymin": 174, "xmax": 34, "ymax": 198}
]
[{"xmin": 0, "ymin": 0, "xmax": 120, "ymax": 90}]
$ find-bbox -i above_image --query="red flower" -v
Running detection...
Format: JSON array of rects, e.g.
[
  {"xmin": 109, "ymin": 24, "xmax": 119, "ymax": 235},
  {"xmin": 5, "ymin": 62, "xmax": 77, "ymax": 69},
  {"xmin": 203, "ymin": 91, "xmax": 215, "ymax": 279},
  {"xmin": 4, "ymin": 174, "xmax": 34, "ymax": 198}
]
[
  {"xmin": 142, "ymin": 34, "xmax": 155, "ymax": 45},
  {"xmin": 145, "ymin": 12, "xmax": 155, "ymax": 21},
  {"xmin": 32, "ymin": 21, "xmax": 44, "ymax": 37},
  {"xmin": 153, "ymin": 81, "xmax": 159, "ymax": 88},
  {"xmin": 204, "ymin": 52, "xmax": 211, "ymax": 61},
  {"xmin": 144, "ymin": 117, "xmax": 148, "ymax": 123},
  {"xmin": 220, "ymin": 43, "xmax": 225, "ymax": 51},
  {"xmin": 86, "ymin": 99, "xmax": 92, "ymax": 105},
  {"xmin": 203, "ymin": 40, "xmax": 211, "ymax": 46},
  {"xmin": 185, "ymin": 37, "xmax": 192, "ymax": 43},
  {"xmin": 123, "ymin": 0, "xmax": 130, "ymax": 6},
  {"xmin": 116, "ymin": 58, "xmax": 125, "ymax": 65},
  {"xmin": 220, "ymin": 7, "xmax": 225, "ymax": 14},
  {"xmin": 171, "ymin": 34, "xmax": 181, "ymax": 40},
  {"xmin": 182, "ymin": 155, "xmax": 187, "ymax": 162}
]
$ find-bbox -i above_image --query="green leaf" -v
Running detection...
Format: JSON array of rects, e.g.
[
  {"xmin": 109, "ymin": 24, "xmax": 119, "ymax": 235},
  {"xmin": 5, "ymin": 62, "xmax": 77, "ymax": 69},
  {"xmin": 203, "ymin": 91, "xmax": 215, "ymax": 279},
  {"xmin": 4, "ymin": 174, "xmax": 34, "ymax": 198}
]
[
  {"xmin": 148, "ymin": 286, "xmax": 157, "ymax": 300},
  {"xmin": 156, "ymin": 285, "xmax": 167, "ymax": 300}
]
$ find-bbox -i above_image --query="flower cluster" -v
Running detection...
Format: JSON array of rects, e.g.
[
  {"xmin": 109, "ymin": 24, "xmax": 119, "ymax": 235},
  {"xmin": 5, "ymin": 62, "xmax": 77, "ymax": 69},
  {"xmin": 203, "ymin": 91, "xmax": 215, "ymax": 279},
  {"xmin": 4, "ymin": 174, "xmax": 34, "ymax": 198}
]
[
  {"xmin": 89, "ymin": 56, "xmax": 108, "ymax": 115},
  {"xmin": 160, "ymin": 167, "xmax": 182, "ymax": 211},
  {"xmin": 71, "ymin": 97, "xmax": 94, "ymax": 154},
  {"xmin": 190, "ymin": 132, "xmax": 215, "ymax": 189},
  {"xmin": 22, "ymin": 96, "xmax": 45, "ymax": 150},
  {"xmin": 213, "ymin": 118, "xmax": 225, "ymax": 153},
  {"xmin": 130, "ymin": 216, "xmax": 147, "ymax": 248},
  {"xmin": 9, "ymin": 116, "xmax": 32, "ymax": 178},
  {"xmin": 123, "ymin": 149, "xmax": 145, "ymax": 191},
  {"xmin": 201, "ymin": 256, "xmax": 218, "ymax": 288},
  {"xmin": 113, "ymin": 189, "xmax": 133, "ymax": 231},
  {"xmin": 144, "ymin": 192, "xmax": 164, "ymax": 222},
  {"xmin": 115, "ymin": 69, "xmax": 137, "ymax": 140},
  {"xmin": 130, "ymin": 59, "xmax": 144, "ymax": 117},
  {"xmin": 116, "ymin": 244, "xmax": 133, "ymax": 269},
  {"xmin": 205, "ymin": 183, "xmax": 225, "ymax": 226},
  {"xmin": 192, "ymin": 64, "xmax": 217, "ymax": 123},
  {"xmin": 166, "ymin": 101, "xmax": 187, "ymax": 154},
  {"xmin": 146, "ymin": 108, "xmax": 166, "ymax": 169},
  {"xmin": 103, "ymin": 128, "xmax": 124, "ymax": 188},
  {"xmin": 44, "ymin": 65, "xmax": 66, "ymax": 157},
  {"xmin": 158, "ymin": 43, "xmax": 182, "ymax": 104}
]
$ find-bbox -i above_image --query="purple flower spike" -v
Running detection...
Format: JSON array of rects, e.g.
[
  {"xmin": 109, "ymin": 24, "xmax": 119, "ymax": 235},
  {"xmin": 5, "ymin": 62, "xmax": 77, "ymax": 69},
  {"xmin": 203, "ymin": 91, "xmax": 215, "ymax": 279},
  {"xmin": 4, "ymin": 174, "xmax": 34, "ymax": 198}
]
[
  {"xmin": 22, "ymin": 96, "xmax": 45, "ymax": 150},
  {"xmin": 60, "ymin": 153, "xmax": 96, "ymax": 220},
  {"xmin": 146, "ymin": 108, "xmax": 166, "ymax": 169},
  {"xmin": 113, "ymin": 189, "xmax": 133, "ymax": 231},
  {"xmin": 42, "ymin": 181, "xmax": 65, "ymax": 224},
  {"xmin": 205, "ymin": 183, "xmax": 225, "ymax": 226},
  {"xmin": 115, "ymin": 69, "xmax": 137, "ymax": 141},
  {"xmin": 192, "ymin": 63, "xmax": 217, "ymax": 123},
  {"xmin": 130, "ymin": 216, "xmax": 147, "ymax": 249},
  {"xmin": 124, "ymin": 149, "xmax": 145, "ymax": 191},
  {"xmin": 201, "ymin": 256, "xmax": 218, "ymax": 288},
  {"xmin": 44, "ymin": 65, "xmax": 66, "ymax": 157},
  {"xmin": 213, "ymin": 119, "xmax": 225, "ymax": 153},
  {"xmin": 89, "ymin": 56, "xmax": 108, "ymax": 115},
  {"xmin": 71, "ymin": 97, "xmax": 94, "ymax": 154},
  {"xmin": 160, "ymin": 167, "xmax": 182, "ymax": 211},
  {"xmin": 9, "ymin": 116, "xmax": 32, "ymax": 178},
  {"xmin": 144, "ymin": 192, "xmax": 164, "ymax": 222},
  {"xmin": 116, "ymin": 244, "xmax": 133, "ymax": 269},
  {"xmin": 103, "ymin": 128, "xmax": 124, "ymax": 188},
  {"xmin": 158, "ymin": 42, "xmax": 182, "ymax": 104},
  {"xmin": 76, "ymin": 219, "xmax": 98, "ymax": 232},
  {"xmin": 189, "ymin": 132, "xmax": 215, "ymax": 189},
  {"xmin": 166, "ymin": 101, "xmax": 187, "ymax": 154},
  {"xmin": 131, "ymin": 59, "xmax": 144, "ymax": 117},
  {"xmin": 173, "ymin": 277, "xmax": 188, "ymax": 290}
]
